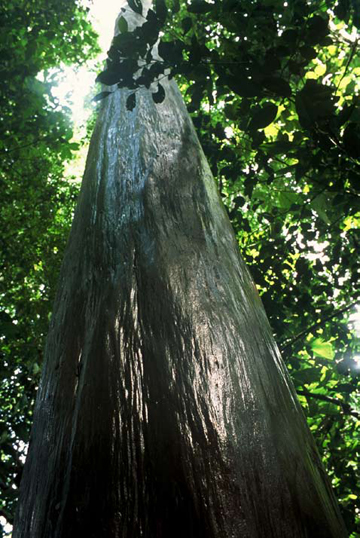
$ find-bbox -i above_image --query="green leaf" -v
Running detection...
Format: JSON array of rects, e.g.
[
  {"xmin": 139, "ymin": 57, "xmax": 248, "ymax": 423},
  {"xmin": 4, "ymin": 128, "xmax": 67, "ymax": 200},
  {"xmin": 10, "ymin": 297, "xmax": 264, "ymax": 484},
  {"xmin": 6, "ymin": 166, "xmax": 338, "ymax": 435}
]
[
  {"xmin": 126, "ymin": 92, "xmax": 136, "ymax": 111},
  {"xmin": 142, "ymin": 12, "xmax": 161, "ymax": 46},
  {"xmin": 152, "ymin": 83, "xmax": 165, "ymax": 103},
  {"xmin": 288, "ymin": 60, "xmax": 304, "ymax": 76},
  {"xmin": 311, "ymin": 194, "xmax": 331, "ymax": 224},
  {"xmin": 93, "ymin": 91, "xmax": 112, "ymax": 102},
  {"xmin": 336, "ymin": 383, "xmax": 356, "ymax": 394},
  {"xmin": 128, "ymin": 0, "xmax": 143, "ymax": 15},
  {"xmin": 188, "ymin": 36, "xmax": 204, "ymax": 64},
  {"xmin": 311, "ymin": 338, "xmax": 335, "ymax": 360},
  {"xmin": 282, "ymin": 29, "xmax": 298, "ymax": 45},
  {"xmin": 307, "ymin": 14, "xmax": 329, "ymax": 45},
  {"xmin": 171, "ymin": 0, "xmax": 180, "ymax": 12},
  {"xmin": 343, "ymin": 122, "xmax": 360, "ymax": 158},
  {"xmin": 262, "ymin": 53, "xmax": 281, "ymax": 74},
  {"xmin": 295, "ymin": 80, "xmax": 336, "ymax": 127},
  {"xmin": 117, "ymin": 16, "xmax": 128, "ymax": 33},
  {"xmin": 182, "ymin": 17, "xmax": 193, "ymax": 34},
  {"xmin": 187, "ymin": 0, "xmax": 213, "ymax": 13},
  {"xmin": 155, "ymin": 0, "xmax": 168, "ymax": 22},
  {"xmin": 299, "ymin": 45, "xmax": 317, "ymax": 60},
  {"xmin": 68, "ymin": 142, "xmax": 80, "ymax": 150},
  {"xmin": 249, "ymin": 103, "xmax": 278, "ymax": 130},
  {"xmin": 96, "ymin": 69, "xmax": 119, "ymax": 86},
  {"xmin": 336, "ymin": 103, "xmax": 356, "ymax": 127},
  {"xmin": 234, "ymin": 196, "xmax": 246, "ymax": 208},
  {"xmin": 32, "ymin": 363, "xmax": 41, "ymax": 375},
  {"xmin": 227, "ymin": 76, "xmax": 262, "ymax": 98},
  {"xmin": 262, "ymin": 140, "xmax": 293, "ymax": 155},
  {"xmin": 317, "ymin": 402, "xmax": 340, "ymax": 416},
  {"xmin": 293, "ymin": 367, "xmax": 321, "ymax": 384},
  {"xmin": 263, "ymin": 77, "xmax": 292, "ymax": 98},
  {"xmin": 334, "ymin": 0, "xmax": 349, "ymax": 21},
  {"xmin": 158, "ymin": 40, "xmax": 183, "ymax": 63},
  {"xmin": 278, "ymin": 191, "xmax": 299, "ymax": 209}
]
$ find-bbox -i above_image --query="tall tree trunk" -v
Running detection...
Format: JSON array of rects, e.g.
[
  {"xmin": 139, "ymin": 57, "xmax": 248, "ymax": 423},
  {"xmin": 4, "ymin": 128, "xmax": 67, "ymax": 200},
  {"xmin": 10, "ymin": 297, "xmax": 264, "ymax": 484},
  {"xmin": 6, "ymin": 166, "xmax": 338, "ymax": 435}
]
[{"xmin": 13, "ymin": 9, "xmax": 347, "ymax": 537}]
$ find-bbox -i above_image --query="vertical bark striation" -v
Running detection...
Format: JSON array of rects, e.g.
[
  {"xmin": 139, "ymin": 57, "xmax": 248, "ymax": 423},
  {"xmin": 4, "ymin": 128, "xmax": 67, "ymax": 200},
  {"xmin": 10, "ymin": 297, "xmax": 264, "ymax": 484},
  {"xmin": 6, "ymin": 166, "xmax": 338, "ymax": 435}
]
[{"xmin": 14, "ymin": 36, "xmax": 347, "ymax": 538}]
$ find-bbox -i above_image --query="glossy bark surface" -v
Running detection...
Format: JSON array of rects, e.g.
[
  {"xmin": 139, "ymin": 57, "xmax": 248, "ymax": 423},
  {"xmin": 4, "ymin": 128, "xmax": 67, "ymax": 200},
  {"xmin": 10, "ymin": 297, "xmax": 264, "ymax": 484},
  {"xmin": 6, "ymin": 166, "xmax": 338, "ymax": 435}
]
[{"xmin": 14, "ymin": 33, "xmax": 347, "ymax": 538}]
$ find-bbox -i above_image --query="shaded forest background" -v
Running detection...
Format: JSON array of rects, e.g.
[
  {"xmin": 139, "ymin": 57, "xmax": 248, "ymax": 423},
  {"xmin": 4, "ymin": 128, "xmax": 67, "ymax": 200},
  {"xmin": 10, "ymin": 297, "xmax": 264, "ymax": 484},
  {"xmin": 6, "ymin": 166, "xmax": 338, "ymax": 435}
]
[{"xmin": 0, "ymin": 0, "xmax": 359, "ymax": 535}]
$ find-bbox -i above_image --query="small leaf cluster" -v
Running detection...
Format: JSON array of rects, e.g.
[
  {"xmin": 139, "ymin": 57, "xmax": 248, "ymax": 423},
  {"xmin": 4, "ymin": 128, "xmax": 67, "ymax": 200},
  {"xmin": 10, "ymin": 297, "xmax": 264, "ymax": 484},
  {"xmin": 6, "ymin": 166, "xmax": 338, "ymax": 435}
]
[{"xmin": 95, "ymin": 0, "xmax": 170, "ymax": 109}]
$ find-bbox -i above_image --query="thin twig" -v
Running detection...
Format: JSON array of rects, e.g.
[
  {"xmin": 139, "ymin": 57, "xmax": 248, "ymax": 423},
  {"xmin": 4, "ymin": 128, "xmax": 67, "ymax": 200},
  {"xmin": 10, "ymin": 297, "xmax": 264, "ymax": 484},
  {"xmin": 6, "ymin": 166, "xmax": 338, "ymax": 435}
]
[
  {"xmin": 0, "ymin": 139, "xmax": 42, "ymax": 156},
  {"xmin": 280, "ymin": 300, "xmax": 359, "ymax": 351},
  {"xmin": 297, "ymin": 388, "xmax": 360, "ymax": 418},
  {"xmin": 336, "ymin": 39, "xmax": 358, "ymax": 92}
]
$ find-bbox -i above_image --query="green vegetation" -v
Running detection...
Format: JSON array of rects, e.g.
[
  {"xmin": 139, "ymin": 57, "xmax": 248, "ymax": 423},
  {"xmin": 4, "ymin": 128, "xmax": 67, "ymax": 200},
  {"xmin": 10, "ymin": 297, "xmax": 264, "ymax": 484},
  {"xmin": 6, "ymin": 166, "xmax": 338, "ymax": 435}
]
[
  {"xmin": 98, "ymin": 0, "xmax": 360, "ymax": 531},
  {"xmin": 1, "ymin": 0, "xmax": 360, "ymax": 535},
  {"xmin": 0, "ymin": 0, "xmax": 99, "ymax": 532}
]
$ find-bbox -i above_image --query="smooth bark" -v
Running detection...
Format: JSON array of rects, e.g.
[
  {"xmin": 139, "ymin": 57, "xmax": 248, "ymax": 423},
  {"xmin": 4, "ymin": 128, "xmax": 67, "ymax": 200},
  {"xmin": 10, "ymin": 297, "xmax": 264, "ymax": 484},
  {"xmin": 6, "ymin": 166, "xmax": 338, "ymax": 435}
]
[{"xmin": 13, "ymin": 12, "xmax": 347, "ymax": 537}]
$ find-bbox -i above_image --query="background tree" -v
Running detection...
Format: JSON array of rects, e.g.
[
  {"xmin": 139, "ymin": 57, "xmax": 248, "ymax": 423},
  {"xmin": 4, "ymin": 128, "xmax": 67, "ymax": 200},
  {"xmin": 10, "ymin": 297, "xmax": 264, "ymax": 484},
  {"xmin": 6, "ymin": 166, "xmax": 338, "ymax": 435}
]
[
  {"xmin": 0, "ymin": 0, "xmax": 99, "ymax": 532},
  {"xmin": 1, "ymin": 0, "xmax": 360, "ymax": 535}
]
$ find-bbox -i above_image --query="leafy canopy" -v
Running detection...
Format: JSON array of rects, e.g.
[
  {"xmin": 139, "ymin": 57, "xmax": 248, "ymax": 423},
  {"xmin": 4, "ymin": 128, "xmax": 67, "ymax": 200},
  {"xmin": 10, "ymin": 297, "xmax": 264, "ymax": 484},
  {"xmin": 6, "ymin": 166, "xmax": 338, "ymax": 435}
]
[
  {"xmin": 1, "ymin": 0, "xmax": 360, "ymax": 535},
  {"xmin": 95, "ymin": 0, "xmax": 360, "ymax": 532},
  {"xmin": 0, "ymin": 0, "xmax": 99, "ymax": 532}
]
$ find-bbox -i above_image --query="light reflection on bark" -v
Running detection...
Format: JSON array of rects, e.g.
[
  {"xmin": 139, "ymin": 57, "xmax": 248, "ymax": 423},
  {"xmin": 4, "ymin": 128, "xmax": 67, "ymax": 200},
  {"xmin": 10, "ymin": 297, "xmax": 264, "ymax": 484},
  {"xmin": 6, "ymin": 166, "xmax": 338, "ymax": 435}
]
[{"xmin": 13, "ymin": 4, "xmax": 347, "ymax": 537}]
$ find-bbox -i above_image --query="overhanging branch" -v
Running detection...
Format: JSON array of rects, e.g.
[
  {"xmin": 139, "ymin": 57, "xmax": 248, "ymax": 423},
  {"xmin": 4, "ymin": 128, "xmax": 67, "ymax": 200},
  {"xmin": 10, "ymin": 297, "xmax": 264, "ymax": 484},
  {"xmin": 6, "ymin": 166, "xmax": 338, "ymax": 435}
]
[
  {"xmin": 297, "ymin": 388, "xmax": 360, "ymax": 418},
  {"xmin": 280, "ymin": 300, "xmax": 359, "ymax": 352}
]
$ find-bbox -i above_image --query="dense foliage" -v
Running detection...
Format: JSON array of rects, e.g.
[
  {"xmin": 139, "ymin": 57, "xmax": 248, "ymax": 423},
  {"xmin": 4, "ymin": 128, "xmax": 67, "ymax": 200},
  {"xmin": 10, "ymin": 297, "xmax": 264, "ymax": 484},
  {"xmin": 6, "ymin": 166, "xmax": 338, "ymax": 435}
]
[
  {"xmin": 96, "ymin": 0, "xmax": 360, "ymax": 533},
  {"xmin": 1, "ymin": 0, "xmax": 359, "ymax": 535},
  {"xmin": 0, "ymin": 1, "xmax": 99, "ymax": 534}
]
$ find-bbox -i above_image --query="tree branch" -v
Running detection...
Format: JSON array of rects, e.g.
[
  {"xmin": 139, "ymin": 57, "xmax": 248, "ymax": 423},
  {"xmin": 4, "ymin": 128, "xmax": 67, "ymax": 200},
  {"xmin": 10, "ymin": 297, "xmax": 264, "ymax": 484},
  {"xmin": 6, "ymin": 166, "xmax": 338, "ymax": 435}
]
[
  {"xmin": 297, "ymin": 388, "xmax": 360, "ymax": 418},
  {"xmin": 0, "ymin": 507, "xmax": 13, "ymax": 524},
  {"xmin": 280, "ymin": 300, "xmax": 359, "ymax": 352},
  {"xmin": 0, "ymin": 139, "xmax": 42, "ymax": 156}
]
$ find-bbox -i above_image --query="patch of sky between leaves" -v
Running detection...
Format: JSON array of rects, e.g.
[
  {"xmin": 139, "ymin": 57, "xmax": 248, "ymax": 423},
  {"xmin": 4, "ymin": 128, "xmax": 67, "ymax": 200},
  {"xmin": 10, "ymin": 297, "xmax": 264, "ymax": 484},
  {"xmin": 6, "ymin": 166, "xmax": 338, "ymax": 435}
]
[
  {"xmin": 36, "ymin": 0, "xmax": 120, "ymax": 158},
  {"xmin": 34, "ymin": 0, "xmax": 122, "ymax": 190}
]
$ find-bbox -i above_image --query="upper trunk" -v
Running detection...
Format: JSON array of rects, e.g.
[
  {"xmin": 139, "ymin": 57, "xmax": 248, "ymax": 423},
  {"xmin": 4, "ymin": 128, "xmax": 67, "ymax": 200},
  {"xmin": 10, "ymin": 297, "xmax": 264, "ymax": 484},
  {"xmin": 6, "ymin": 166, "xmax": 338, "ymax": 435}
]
[{"xmin": 13, "ymin": 9, "xmax": 347, "ymax": 537}]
